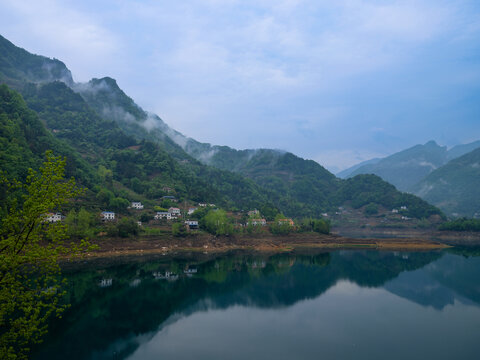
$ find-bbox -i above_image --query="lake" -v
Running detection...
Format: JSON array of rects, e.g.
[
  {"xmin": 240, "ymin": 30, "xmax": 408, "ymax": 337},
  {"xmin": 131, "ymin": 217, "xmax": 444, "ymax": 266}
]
[{"xmin": 33, "ymin": 248, "xmax": 480, "ymax": 360}]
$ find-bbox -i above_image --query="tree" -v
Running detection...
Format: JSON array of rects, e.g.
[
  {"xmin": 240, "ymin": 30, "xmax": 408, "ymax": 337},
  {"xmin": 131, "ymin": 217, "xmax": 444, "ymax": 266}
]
[
  {"xmin": 116, "ymin": 218, "xmax": 139, "ymax": 238},
  {"xmin": 0, "ymin": 152, "xmax": 90, "ymax": 359},
  {"xmin": 172, "ymin": 222, "xmax": 187, "ymax": 237},
  {"xmin": 203, "ymin": 210, "xmax": 233, "ymax": 236}
]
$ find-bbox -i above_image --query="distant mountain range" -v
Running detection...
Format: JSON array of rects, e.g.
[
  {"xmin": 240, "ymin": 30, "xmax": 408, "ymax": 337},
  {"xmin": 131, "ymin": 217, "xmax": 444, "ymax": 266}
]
[
  {"xmin": 338, "ymin": 140, "xmax": 480, "ymax": 217},
  {"xmin": 0, "ymin": 34, "xmax": 443, "ymax": 221}
]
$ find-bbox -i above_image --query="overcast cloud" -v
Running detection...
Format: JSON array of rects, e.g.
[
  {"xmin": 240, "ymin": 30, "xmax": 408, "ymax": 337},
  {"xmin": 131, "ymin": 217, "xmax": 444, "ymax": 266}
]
[{"xmin": 1, "ymin": 0, "xmax": 479, "ymax": 172}]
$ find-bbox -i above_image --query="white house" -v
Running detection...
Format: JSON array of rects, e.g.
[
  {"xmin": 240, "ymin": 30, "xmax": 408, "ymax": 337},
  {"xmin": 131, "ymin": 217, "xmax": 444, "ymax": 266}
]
[
  {"xmin": 188, "ymin": 207, "xmax": 198, "ymax": 215},
  {"xmin": 168, "ymin": 207, "xmax": 181, "ymax": 217},
  {"xmin": 154, "ymin": 212, "xmax": 171, "ymax": 220},
  {"xmin": 44, "ymin": 212, "xmax": 64, "ymax": 223},
  {"xmin": 185, "ymin": 220, "xmax": 199, "ymax": 230},
  {"xmin": 249, "ymin": 218, "xmax": 267, "ymax": 226},
  {"xmin": 248, "ymin": 209, "xmax": 260, "ymax": 217},
  {"xmin": 400, "ymin": 206, "xmax": 408, "ymax": 210},
  {"xmin": 101, "ymin": 211, "xmax": 115, "ymax": 221},
  {"xmin": 392, "ymin": 209, "xmax": 399, "ymax": 213},
  {"xmin": 131, "ymin": 202, "xmax": 144, "ymax": 210}
]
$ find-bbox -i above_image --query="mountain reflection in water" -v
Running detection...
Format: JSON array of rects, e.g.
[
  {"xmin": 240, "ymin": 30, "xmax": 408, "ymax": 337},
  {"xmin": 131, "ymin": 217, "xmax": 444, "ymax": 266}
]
[{"xmin": 33, "ymin": 249, "xmax": 480, "ymax": 360}]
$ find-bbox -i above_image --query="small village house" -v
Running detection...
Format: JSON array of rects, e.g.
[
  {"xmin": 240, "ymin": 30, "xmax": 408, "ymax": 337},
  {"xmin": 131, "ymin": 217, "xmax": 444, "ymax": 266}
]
[
  {"xmin": 185, "ymin": 220, "xmax": 199, "ymax": 230},
  {"xmin": 168, "ymin": 207, "xmax": 181, "ymax": 217},
  {"xmin": 101, "ymin": 211, "xmax": 115, "ymax": 221},
  {"xmin": 248, "ymin": 209, "xmax": 260, "ymax": 217},
  {"xmin": 277, "ymin": 218, "xmax": 295, "ymax": 226},
  {"xmin": 131, "ymin": 202, "xmax": 144, "ymax": 210},
  {"xmin": 249, "ymin": 218, "xmax": 267, "ymax": 226},
  {"xmin": 154, "ymin": 212, "xmax": 172, "ymax": 220},
  {"xmin": 44, "ymin": 212, "xmax": 65, "ymax": 223}
]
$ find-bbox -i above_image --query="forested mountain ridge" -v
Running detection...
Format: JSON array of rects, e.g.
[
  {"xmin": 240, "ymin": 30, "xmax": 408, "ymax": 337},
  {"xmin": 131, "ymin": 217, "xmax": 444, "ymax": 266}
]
[
  {"xmin": 339, "ymin": 139, "xmax": 480, "ymax": 216},
  {"xmin": 412, "ymin": 148, "xmax": 480, "ymax": 217},
  {"xmin": 0, "ymin": 34, "xmax": 72, "ymax": 87},
  {"xmin": 0, "ymin": 34, "xmax": 443, "ymax": 220},
  {"xmin": 343, "ymin": 141, "xmax": 448, "ymax": 191}
]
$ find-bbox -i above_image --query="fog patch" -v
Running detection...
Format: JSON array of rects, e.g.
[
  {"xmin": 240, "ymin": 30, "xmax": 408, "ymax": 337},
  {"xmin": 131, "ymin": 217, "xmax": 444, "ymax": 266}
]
[
  {"xmin": 102, "ymin": 105, "xmax": 136, "ymax": 124},
  {"xmin": 74, "ymin": 78, "xmax": 112, "ymax": 95},
  {"xmin": 418, "ymin": 161, "xmax": 437, "ymax": 169},
  {"xmin": 144, "ymin": 112, "xmax": 190, "ymax": 149},
  {"xmin": 416, "ymin": 183, "xmax": 435, "ymax": 197},
  {"xmin": 31, "ymin": 60, "xmax": 73, "ymax": 85},
  {"xmin": 197, "ymin": 148, "xmax": 218, "ymax": 163}
]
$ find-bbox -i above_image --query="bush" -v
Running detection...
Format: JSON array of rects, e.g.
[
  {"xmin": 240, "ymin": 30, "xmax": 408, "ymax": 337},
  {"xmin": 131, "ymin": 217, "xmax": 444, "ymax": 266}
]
[{"xmin": 116, "ymin": 218, "xmax": 139, "ymax": 237}]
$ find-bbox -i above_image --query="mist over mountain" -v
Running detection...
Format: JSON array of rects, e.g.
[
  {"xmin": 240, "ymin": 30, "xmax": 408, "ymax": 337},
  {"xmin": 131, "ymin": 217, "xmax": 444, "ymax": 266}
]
[{"xmin": 0, "ymin": 34, "xmax": 73, "ymax": 87}]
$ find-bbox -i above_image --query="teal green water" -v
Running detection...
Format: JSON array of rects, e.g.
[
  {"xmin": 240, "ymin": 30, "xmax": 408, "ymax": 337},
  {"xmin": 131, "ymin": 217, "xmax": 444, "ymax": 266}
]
[{"xmin": 33, "ymin": 249, "xmax": 480, "ymax": 360}]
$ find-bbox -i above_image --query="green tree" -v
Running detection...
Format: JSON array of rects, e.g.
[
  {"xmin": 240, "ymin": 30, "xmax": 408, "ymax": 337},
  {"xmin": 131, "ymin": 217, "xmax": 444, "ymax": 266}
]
[
  {"xmin": 203, "ymin": 210, "xmax": 233, "ymax": 236},
  {"xmin": 116, "ymin": 218, "xmax": 139, "ymax": 238},
  {"xmin": 172, "ymin": 222, "xmax": 187, "ymax": 237},
  {"xmin": 270, "ymin": 214, "xmax": 293, "ymax": 235},
  {"xmin": 0, "ymin": 152, "xmax": 90, "ymax": 359}
]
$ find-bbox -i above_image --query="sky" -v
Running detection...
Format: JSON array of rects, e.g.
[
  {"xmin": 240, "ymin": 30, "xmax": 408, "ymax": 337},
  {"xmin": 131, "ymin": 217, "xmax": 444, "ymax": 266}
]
[{"xmin": 1, "ymin": 0, "xmax": 480, "ymax": 172}]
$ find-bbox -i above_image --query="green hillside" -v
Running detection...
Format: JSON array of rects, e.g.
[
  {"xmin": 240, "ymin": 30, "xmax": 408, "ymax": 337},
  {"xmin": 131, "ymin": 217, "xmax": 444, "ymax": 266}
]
[
  {"xmin": 0, "ymin": 33, "xmax": 444, "ymax": 221},
  {"xmin": 413, "ymin": 148, "xmax": 480, "ymax": 217},
  {"xmin": 0, "ymin": 34, "xmax": 73, "ymax": 87}
]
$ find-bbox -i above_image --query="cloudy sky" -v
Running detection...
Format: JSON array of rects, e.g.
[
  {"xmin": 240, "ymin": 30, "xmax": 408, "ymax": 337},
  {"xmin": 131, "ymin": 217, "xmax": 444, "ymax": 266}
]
[{"xmin": 1, "ymin": 0, "xmax": 479, "ymax": 172}]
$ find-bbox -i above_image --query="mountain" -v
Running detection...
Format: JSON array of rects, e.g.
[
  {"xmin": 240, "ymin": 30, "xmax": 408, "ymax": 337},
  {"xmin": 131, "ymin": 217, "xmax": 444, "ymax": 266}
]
[
  {"xmin": 345, "ymin": 141, "xmax": 448, "ymax": 192},
  {"xmin": 412, "ymin": 147, "xmax": 480, "ymax": 217},
  {"xmin": 0, "ymin": 34, "xmax": 443, "ymax": 221},
  {"xmin": 447, "ymin": 140, "xmax": 480, "ymax": 161},
  {"xmin": 344, "ymin": 140, "xmax": 480, "ymax": 192},
  {"xmin": 0, "ymin": 34, "xmax": 73, "ymax": 87},
  {"xmin": 337, "ymin": 158, "xmax": 381, "ymax": 178}
]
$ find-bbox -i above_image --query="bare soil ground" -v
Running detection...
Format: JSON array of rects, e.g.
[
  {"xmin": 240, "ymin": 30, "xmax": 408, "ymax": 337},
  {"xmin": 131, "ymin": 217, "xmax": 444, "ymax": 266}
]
[{"xmin": 82, "ymin": 232, "xmax": 449, "ymax": 259}]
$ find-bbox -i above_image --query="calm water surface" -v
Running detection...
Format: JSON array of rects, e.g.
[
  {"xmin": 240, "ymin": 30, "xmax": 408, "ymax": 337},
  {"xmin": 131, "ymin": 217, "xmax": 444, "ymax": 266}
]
[{"xmin": 33, "ymin": 249, "xmax": 480, "ymax": 360}]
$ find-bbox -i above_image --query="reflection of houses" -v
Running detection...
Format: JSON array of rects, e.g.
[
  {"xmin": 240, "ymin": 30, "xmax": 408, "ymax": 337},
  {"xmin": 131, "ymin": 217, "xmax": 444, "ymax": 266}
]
[
  {"xmin": 99, "ymin": 278, "xmax": 113, "ymax": 287},
  {"xmin": 184, "ymin": 268, "xmax": 198, "ymax": 277},
  {"xmin": 153, "ymin": 271, "xmax": 178, "ymax": 281},
  {"xmin": 185, "ymin": 220, "xmax": 199, "ymax": 230},
  {"xmin": 400, "ymin": 206, "xmax": 408, "ymax": 210},
  {"xmin": 130, "ymin": 279, "xmax": 141, "ymax": 287},
  {"xmin": 277, "ymin": 218, "xmax": 294, "ymax": 226},
  {"xmin": 392, "ymin": 209, "xmax": 399, "ymax": 213},
  {"xmin": 101, "ymin": 211, "xmax": 115, "ymax": 221},
  {"xmin": 188, "ymin": 207, "xmax": 198, "ymax": 215},
  {"xmin": 44, "ymin": 212, "xmax": 65, "ymax": 223},
  {"xmin": 249, "ymin": 219, "xmax": 266, "ymax": 226},
  {"xmin": 131, "ymin": 202, "xmax": 144, "ymax": 210},
  {"xmin": 154, "ymin": 212, "xmax": 171, "ymax": 220},
  {"xmin": 249, "ymin": 261, "xmax": 266, "ymax": 269}
]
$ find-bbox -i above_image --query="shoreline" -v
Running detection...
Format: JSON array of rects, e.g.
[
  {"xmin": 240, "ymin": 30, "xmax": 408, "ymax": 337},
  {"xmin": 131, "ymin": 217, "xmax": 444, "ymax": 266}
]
[{"xmin": 74, "ymin": 232, "xmax": 451, "ymax": 260}]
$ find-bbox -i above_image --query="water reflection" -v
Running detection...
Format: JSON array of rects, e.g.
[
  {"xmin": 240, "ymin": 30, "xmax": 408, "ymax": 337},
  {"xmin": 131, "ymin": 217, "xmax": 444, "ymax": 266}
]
[{"xmin": 33, "ymin": 249, "xmax": 480, "ymax": 360}]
